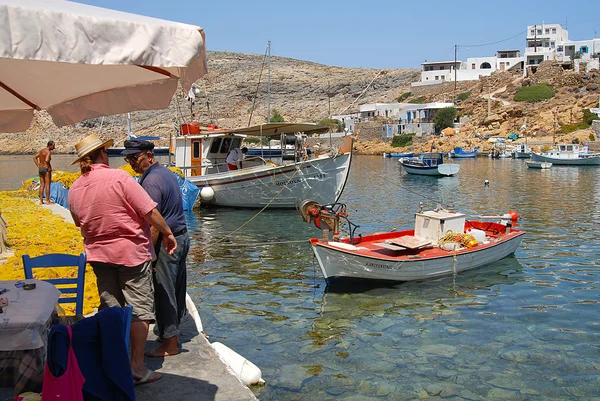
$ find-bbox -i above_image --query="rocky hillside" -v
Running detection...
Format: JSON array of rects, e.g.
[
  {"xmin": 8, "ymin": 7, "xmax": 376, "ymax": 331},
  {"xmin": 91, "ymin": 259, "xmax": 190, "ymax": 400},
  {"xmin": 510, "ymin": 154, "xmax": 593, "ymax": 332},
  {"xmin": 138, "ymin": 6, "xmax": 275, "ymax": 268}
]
[
  {"xmin": 0, "ymin": 51, "xmax": 419, "ymax": 154},
  {"xmin": 355, "ymin": 62, "xmax": 599, "ymax": 155},
  {"xmin": 0, "ymin": 52, "xmax": 598, "ymax": 155}
]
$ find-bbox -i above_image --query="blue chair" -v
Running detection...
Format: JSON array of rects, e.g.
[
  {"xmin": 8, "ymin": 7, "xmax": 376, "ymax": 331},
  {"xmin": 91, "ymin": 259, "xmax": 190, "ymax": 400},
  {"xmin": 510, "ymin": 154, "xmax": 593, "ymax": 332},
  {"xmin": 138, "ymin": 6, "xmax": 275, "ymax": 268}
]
[{"xmin": 22, "ymin": 253, "xmax": 86, "ymax": 316}]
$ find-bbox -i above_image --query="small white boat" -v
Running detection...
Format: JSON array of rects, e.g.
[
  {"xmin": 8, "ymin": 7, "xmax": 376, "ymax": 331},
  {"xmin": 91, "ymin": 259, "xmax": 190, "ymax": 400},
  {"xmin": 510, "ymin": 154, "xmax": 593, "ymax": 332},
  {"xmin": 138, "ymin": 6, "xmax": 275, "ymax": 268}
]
[
  {"xmin": 298, "ymin": 201, "xmax": 524, "ymax": 284},
  {"xmin": 526, "ymin": 161, "xmax": 552, "ymax": 169},
  {"xmin": 489, "ymin": 138, "xmax": 513, "ymax": 159},
  {"xmin": 173, "ymin": 122, "xmax": 353, "ymax": 208},
  {"xmin": 399, "ymin": 152, "xmax": 460, "ymax": 176},
  {"xmin": 531, "ymin": 144, "xmax": 600, "ymax": 166},
  {"xmin": 512, "ymin": 143, "xmax": 532, "ymax": 159}
]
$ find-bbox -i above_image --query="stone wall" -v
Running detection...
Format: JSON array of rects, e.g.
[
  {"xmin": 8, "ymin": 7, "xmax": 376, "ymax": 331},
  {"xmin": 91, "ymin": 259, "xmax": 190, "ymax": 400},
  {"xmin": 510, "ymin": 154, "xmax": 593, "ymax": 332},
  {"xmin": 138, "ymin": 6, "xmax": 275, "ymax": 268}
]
[{"xmin": 355, "ymin": 121, "xmax": 384, "ymax": 142}]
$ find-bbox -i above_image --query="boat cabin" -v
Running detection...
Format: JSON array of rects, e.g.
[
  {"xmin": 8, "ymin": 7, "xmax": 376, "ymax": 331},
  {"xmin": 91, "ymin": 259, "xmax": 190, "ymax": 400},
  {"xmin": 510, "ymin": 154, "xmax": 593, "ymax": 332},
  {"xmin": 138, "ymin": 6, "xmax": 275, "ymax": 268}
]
[
  {"xmin": 173, "ymin": 122, "xmax": 330, "ymax": 178},
  {"xmin": 174, "ymin": 133, "xmax": 249, "ymax": 177},
  {"xmin": 403, "ymin": 152, "xmax": 445, "ymax": 167},
  {"xmin": 544, "ymin": 144, "xmax": 589, "ymax": 159}
]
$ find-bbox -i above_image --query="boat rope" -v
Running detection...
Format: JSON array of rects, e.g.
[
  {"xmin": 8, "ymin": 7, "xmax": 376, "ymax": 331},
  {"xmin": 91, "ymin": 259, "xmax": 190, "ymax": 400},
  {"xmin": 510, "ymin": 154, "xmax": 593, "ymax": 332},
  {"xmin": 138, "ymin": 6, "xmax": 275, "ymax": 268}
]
[
  {"xmin": 247, "ymin": 44, "xmax": 270, "ymax": 127},
  {"xmin": 202, "ymin": 166, "xmax": 303, "ymax": 249},
  {"xmin": 217, "ymin": 239, "xmax": 307, "ymax": 247},
  {"xmin": 438, "ymin": 232, "xmax": 477, "ymax": 248},
  {"xmin": 336, "ymin": 70, "xmax": 384, "ymax": 116},
  {"xmin": 174, "ymin": 88, "xmax": 188, "ymax": 126}
]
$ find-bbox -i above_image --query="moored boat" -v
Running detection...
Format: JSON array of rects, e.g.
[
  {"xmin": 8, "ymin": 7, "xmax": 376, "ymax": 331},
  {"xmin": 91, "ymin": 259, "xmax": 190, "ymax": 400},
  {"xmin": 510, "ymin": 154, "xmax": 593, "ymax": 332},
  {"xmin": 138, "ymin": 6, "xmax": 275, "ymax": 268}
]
[
  {"xmin": 526, "ymin": 161, "xmax": 552, "ymax": 169},
  {"xmin": 173, "ymin": 122, "xmax": 353, "ymax": 208},
  {"xmin": 298, "ymin": 201, "xmax": 524, "ymax": 284},
  {"xmin": 488, "ymin": 138, "xmax": 512, "ymax": 159},
  {"xmin": 448, "ymin": 147, "xmax": 478, "ymax": 158},
  {"xmin": 384, "ymin": 152, "xmax": 414, "ymax": 158},
  {"xmin": 531, "ymin": 144, "xmax": 600, "ymax": 165},
  {"xmin": 512, "ymin": 143, "xmax": 532, "ymax": 159},
  {"xmin": 399, "ymin": 152, "xmax": 460, "ymax": 176}
]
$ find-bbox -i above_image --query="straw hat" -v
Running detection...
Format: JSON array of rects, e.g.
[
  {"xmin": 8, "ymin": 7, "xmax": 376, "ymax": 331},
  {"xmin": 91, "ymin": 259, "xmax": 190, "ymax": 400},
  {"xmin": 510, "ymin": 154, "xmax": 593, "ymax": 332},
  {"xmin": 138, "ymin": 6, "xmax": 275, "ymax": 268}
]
[{"xmin": 71, "ymin": 134, "xmax": 114, "ymax": 165}]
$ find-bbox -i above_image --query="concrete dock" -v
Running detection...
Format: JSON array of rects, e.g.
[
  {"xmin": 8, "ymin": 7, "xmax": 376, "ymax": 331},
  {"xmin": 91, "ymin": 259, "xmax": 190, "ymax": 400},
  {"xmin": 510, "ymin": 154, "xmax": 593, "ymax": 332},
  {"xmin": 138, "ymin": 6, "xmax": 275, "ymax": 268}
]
[
  {"xmin": 138, "ymin": 317, "xmax": 259, "ymax": 401},
  {"xmin": 38, "ymin": 203, "xmax": 259, "ymax": 401}
]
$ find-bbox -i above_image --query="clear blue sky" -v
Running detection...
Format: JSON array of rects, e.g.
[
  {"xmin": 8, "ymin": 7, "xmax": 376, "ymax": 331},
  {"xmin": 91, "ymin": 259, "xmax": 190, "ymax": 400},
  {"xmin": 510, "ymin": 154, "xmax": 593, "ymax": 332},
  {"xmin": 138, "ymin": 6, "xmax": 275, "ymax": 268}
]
[{"xmin": 74, "ymin": 0, "xmax": 600, "ymax": 69}]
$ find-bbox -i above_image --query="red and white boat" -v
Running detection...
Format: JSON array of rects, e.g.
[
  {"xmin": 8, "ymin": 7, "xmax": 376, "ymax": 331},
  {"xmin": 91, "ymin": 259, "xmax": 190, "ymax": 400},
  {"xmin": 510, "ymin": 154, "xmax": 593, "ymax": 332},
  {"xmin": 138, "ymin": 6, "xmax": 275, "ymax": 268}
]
[{"xmin": 298, "ymin": 201, "xmax": 524, "ymax": 283}]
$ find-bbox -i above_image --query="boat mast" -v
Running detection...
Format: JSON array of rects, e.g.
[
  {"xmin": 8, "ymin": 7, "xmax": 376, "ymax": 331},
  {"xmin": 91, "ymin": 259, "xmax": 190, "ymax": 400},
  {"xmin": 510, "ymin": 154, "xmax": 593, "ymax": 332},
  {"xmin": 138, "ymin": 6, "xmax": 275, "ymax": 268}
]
[
  {"xmin": 552, "ymin": 107, "xmax": 557, "ymax": 147},
  {"xmin": 267, "ymin": 40, "xmax": 271, "ymax": 123},
  {"xmin": 127, "ymin": 112, "xmax": 132, "ymax": 138}
]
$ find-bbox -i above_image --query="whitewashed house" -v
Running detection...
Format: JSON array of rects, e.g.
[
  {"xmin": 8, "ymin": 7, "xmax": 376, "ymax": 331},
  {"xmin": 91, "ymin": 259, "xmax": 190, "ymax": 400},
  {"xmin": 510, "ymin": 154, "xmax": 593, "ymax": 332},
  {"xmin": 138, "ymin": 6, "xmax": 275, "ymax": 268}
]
[
  {"xmin": 525, "ymin": 23, "xmax": 600, "ymax": 71},
  {"xmin": 414, "ymin": 51, "xmax": 524, "ymax": 87},
  {"xmin": 380, "ymin": 102, "xmax": 455, "ymax": 137},
  {"xmin": 359, "ymin": 103, "xmax": 408, "ymax": 120},
  {"xmin": 419, "ymin": 61, "xmax": 461, "ymax": 84}
]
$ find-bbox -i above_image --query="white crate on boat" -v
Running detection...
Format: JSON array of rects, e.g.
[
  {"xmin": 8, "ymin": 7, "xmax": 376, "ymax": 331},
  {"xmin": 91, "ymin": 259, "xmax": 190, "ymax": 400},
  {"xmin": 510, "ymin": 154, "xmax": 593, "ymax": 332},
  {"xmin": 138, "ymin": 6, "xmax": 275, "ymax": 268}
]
[{"xmin": 415, "ymin": 211, "xmax": 466, "ymax": 243}]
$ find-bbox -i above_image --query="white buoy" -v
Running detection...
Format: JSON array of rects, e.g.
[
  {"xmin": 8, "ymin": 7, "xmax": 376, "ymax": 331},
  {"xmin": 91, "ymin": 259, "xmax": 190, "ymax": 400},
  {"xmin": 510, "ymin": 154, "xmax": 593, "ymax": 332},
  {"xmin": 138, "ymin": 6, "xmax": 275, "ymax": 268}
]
[
  {"xmin": 185, "ymin": 292, "xmax": 203, "ymax": 334},
  {"xmin": 211, "ymin": 342, "xmax": 265, "ymax": 386},
  {"xmin": 200, "ymin": 185, "xmax": 214, "ymax": 201}
]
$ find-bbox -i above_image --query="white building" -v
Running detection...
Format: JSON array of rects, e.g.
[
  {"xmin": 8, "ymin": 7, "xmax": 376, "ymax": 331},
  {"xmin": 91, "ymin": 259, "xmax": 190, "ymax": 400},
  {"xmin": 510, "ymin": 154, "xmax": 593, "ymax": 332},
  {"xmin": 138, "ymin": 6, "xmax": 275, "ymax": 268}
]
[
  {"xmin": 399, "ymin": 102, "xmax": 455, "ymax": 124},
  {"xmin": 415, "ymin": 51, "xmax": 523, "ymax": 86},
  {"xmin": 525, "ymin": 23, "xmax": 600, "ymax": 70},
  {"xmin": 415, "ymin": 21, "xmax": 600, "ymax": 86},
  {"xmin": 331, "ymin": 112, "xmax": 360, "ymax": 133},
  {"xmin": 378, "ymin": 102, "xmax": 455, "ymax": 136},
  {"xmin": 419, "ymin": 61, "xmax": 461, "ymax": 83},
  {"xmin": 358, "ymin": 103, "xmax": 408, "ymax": 120}
]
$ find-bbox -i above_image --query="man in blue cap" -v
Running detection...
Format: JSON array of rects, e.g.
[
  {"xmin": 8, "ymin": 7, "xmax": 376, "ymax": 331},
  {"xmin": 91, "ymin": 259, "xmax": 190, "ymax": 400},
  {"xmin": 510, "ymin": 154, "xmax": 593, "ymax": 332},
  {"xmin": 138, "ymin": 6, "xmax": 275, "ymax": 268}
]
[{"xmin": 123, "ymin": 139, "xmax": 190, "ymax": 357}]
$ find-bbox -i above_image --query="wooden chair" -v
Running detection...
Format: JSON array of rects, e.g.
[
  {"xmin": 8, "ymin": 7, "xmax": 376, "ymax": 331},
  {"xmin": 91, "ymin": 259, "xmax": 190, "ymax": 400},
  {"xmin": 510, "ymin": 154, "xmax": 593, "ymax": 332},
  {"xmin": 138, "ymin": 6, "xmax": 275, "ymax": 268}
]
[{"xmin": 22, "ymin": 253, "xmax": 86, "ymax": 316}]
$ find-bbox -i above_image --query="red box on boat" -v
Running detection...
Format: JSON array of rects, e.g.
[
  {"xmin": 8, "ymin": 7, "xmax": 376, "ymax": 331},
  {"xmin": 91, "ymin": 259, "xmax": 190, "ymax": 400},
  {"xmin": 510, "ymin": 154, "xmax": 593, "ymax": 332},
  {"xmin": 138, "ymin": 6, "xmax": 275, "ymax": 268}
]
[{"xmin": 180, "ymin": 122, "xmax": 200, "ymax": 135}]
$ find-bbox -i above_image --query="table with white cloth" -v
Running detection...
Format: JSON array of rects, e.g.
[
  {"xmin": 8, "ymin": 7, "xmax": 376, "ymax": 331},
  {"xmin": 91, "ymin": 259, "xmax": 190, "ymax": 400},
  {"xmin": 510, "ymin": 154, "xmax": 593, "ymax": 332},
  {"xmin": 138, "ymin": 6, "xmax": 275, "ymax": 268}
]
[{"xmin": 0, "ymin": 280, "xmax": 61, "ymax": 396}]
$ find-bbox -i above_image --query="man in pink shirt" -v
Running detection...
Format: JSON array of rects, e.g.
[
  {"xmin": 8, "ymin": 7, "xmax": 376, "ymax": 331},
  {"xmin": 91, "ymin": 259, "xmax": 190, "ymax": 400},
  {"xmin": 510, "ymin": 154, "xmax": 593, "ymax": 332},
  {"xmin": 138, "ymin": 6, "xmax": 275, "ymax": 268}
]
[{"xmin": 68, "ymin": 134, "xmax": 177, "ymax": 386}]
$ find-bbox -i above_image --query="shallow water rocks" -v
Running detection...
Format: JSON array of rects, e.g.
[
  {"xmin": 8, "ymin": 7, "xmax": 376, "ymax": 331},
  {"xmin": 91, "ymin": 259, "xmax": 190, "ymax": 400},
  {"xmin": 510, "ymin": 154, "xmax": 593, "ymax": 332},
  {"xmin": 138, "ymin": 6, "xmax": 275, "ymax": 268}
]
[
  {"xmin": 415, "ymin": 344, "xmax": 458, "ymax": 358},
  {"xmin": 486, "ymin": 387, "xmax": 525, "ymax": 400}
]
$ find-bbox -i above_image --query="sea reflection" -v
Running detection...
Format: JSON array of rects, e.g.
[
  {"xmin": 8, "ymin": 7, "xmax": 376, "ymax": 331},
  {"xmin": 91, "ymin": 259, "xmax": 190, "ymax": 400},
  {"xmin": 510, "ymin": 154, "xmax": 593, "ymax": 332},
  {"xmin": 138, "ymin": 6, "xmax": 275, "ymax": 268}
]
[
  {"xmin": 184, "ymin": 155, "xmax": 600, "ymax": 400},
  {"xmin": 313, "ymin": 257, "xmax": 525, "ymax": 346}
]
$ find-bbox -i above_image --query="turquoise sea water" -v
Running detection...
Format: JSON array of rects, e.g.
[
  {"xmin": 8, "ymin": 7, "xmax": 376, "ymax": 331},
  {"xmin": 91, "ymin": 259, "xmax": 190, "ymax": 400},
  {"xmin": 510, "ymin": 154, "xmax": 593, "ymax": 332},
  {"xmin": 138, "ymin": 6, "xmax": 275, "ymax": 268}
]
[
  {"xmin": 185, "ymin": 155, "xmax": 600, "ymax": 400},
  {"xmin": 2, "ymin": 154, "xmax": 599, "ymax": 399}
]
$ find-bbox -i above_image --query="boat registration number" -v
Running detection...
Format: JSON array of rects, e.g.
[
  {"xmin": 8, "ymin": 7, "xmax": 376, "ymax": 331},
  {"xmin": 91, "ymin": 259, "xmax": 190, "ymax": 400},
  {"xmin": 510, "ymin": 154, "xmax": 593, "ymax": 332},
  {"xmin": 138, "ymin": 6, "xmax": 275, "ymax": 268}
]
[{"xmin": 275, "ymin": 173, "xmax": 325, "ymax": 187}]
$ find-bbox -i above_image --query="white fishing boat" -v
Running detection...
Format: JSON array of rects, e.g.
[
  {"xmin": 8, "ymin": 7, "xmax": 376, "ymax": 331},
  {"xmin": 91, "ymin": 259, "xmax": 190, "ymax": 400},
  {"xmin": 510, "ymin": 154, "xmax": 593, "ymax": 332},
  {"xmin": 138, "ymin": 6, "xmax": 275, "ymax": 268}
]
[
  {"xmin": 173, "ymin": 122, "xmax": 353, "ymax": 208},
  {"xmin": 531, "ymin": 144, "xmax": 600, "ymax": 165},
  {"xmin": 298, "ymin": 201, "xmax": 524, "ymax": 284},
  {"xmin": 399, "ymin": 152, "xmax": 460, "ymax": 176},
  {"xmin": 512, "ymin": 143, "xmax": 532, "ymax": 159},
  {"xmin": 489, "ymin": 140, "xmax": 513, "ymax": 158},
  {"xmin": 526, "ymin": 161, "xmax": 552, "ymax": 169}
]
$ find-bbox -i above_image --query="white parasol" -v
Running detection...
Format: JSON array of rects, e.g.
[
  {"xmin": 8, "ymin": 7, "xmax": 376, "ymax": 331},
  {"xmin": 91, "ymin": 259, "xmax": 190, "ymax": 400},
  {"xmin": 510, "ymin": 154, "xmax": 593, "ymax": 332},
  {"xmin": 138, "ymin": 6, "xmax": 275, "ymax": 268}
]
[{"xmin": 0, "ymin": 0, "xmax": 207, "ymax": 133}]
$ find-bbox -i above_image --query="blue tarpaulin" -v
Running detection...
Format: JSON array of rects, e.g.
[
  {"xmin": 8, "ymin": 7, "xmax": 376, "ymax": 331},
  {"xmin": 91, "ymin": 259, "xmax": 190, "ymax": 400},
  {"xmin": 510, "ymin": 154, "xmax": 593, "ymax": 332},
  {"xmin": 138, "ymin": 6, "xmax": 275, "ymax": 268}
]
[
  {"xmin": 130, "ymin": 173, "xmax": 199, "ymax": 211},
  {"xmin": 49, "ymin": 182, "xmax": 69, "ymax": 209},
  {"xmin": 48, "ymin": 172, "xmax": 198, "ymax": 212},
  {"xmin": 177, "ymin": 175, "xmax": 200, "ymax": 211}
]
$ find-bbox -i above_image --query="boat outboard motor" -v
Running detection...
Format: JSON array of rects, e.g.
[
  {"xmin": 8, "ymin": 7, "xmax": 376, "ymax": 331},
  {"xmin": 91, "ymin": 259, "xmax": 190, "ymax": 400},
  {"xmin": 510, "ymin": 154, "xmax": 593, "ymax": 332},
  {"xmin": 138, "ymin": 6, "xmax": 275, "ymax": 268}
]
[{"xmin": 297, "ymin": 200, "xmax": 361, "ymax": 243}]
